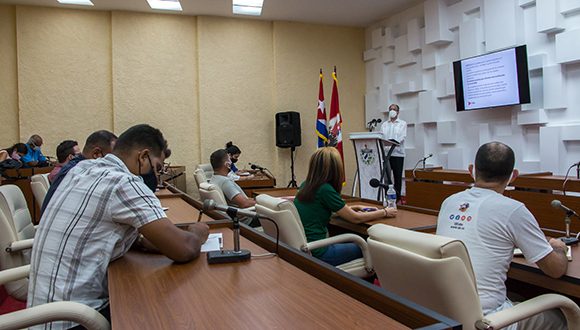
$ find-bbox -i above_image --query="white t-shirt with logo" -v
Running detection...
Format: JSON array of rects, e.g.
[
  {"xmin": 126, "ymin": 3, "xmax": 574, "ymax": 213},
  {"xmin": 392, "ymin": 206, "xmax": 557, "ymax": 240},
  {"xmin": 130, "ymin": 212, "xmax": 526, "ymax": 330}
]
[{"xmin": 436, "ymin": 187, "xmax": 553, "ymax": 315}]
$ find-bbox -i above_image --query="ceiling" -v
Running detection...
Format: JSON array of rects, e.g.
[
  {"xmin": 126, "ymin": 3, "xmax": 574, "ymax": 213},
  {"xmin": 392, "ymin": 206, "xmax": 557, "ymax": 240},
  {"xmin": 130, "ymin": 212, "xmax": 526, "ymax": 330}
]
[{"xmin": 0, "ymin": 0, "xmax": 423, "ymax": 27}]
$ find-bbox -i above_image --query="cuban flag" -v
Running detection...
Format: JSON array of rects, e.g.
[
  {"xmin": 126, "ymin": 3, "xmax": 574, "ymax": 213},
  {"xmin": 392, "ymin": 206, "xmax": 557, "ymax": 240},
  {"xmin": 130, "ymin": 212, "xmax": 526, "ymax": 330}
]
[
  {"xmin": 316, "ymin": 69, "xmax": 328, "ymax": 148},
  {"xmin": 328, "ymin": 67, "xmax": 345, "ymax": 183}
]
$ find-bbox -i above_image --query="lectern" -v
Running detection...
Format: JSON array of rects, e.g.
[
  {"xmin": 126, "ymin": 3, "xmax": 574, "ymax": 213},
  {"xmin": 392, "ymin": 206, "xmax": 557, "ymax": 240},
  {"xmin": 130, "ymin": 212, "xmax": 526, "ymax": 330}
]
[{"xmin": 350, "ymin": 132, "xmax": 399, "ymax": 201}]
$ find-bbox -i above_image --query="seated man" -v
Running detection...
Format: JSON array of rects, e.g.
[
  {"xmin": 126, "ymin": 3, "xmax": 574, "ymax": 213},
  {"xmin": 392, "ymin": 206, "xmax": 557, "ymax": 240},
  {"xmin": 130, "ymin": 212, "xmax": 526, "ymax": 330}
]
[
  {"xmin": 21, "ymin": 134, "xmax": 48, "ymax": 167},
  {"xmin": 436, "ymin": 142, "xmax": 568, "ymax": 330},
  {"xmin": 208, "ymin": 149, "xmax": 256, "ymax": 224},
  {"xmin": 28, "ymin": 124, "xmax": 209, "ymax": 330},
  {"xmin": 41, "ymin": 130, "xmax": 117, "ymax": 215},
  {"xmin": 48, "ymin": 140, "xmax": 81, "ymax": 182}
]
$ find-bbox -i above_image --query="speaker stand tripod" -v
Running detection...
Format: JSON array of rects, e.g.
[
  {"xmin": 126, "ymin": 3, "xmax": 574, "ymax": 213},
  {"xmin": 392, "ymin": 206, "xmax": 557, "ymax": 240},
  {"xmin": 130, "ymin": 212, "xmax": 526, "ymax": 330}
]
[{"xmin": 287, "ymin": 146, "xmax": 298, "ymax": 188}]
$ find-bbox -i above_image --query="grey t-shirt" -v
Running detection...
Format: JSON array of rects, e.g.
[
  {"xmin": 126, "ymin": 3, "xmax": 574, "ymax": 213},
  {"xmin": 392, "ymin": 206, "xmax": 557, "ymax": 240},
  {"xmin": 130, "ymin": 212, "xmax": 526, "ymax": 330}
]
[{"xmin": 209, "ymin": 174, "xmax": 247, "ymax": 205}]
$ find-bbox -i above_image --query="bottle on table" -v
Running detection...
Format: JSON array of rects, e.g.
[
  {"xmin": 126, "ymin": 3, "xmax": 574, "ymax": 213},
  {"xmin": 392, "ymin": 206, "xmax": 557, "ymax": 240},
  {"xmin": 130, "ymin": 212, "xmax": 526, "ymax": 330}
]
[{"xmin": 386, "ymin": 184, "xmax": 397, "ymax": 210}]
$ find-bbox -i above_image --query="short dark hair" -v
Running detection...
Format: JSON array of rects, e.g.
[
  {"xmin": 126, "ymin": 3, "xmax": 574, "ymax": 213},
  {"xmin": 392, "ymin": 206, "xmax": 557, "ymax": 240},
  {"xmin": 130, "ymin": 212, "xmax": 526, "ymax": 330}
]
[
  {"xmin": 474, "ymin": 142, "xmax": 515, "ymax": 183},
  {"xmin": 56, "ymin": 140, "xmax": 78, "ymax": 163},
  {"xmin": 210, "ymin": 149, "xmax": 228, "ymax": 170},
  {"xmin": 113, "ymin": 124, "xmax": 167, "ymax": 157},
  {"xmin": 225, "ymin": 141, "xmax": 241, "ymax": 155},
  {"xmin": 83, "ymin": 130, "xmax": 118, "ymax": 154},
  {"xmin": 8, "ymin": 143, "xmax": 27, "ymax": 155}
]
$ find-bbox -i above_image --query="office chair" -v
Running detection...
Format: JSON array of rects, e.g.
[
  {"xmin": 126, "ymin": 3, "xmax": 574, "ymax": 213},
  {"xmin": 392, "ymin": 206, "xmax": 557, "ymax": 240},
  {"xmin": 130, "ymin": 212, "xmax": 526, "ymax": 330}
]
[
  {"xmin": 255, "ymin": 194, "xmax": 373, "ymax": 278},
  {"xmin": 193, "ymin": 168, "xmax": 209, "ymax": 190},
  {"xmin": 0, "ymin": 185, "xmax": 36, "ymax": 301},
  {"xmin": 30, "ymin": 173, "xmax": 49, "ymax": 210},
  {"xmin": 367, "ymin": 224, "xmax": 580, "ymax": 330},
  {"xmin": 0, "ymin": 265, "xmax": 110, "ymax": 330}
]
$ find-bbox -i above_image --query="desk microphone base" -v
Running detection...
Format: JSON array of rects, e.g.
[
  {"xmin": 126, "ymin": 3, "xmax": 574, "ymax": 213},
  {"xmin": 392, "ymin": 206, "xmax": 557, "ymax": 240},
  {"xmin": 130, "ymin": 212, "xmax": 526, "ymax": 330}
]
[
  {"xmin": 207, "ymin": 249, "xmax": 251, "ymax": 264},
  {"xmin": 559, "ymin": 237, "xmax": 579, "ymax": 246}
]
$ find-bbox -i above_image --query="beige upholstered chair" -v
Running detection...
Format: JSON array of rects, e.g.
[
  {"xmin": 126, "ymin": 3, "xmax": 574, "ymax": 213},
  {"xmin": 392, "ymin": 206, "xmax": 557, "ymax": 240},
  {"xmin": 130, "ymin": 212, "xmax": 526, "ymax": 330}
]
[
  {"xmin": 193, "ymin": 168, "xmax": 209, "ymax": 190},
  {"xmin": 196, "ymin": 163, "xmax": 214, "ymax": 181},
  {"xmin": 0, "ymin": 184, "xmax": 36, "ymax": 300},
  {"xmin": 255, "ymin": 194, "xmax": 373, "ymax": 278},
  {"xmin": 30, "ymin": 173, "xmax": 49, "ymax": 209},
  {"xmin": 198, "ymin": 182, "xmax": 229, "ymax": 219},
  {"xmin": 367, "ymin": 224, "xmax": 580, "ymax": 330},
  {"xmin": 0, "ymin": 265, "xmax": 110, "ymax": 330}
]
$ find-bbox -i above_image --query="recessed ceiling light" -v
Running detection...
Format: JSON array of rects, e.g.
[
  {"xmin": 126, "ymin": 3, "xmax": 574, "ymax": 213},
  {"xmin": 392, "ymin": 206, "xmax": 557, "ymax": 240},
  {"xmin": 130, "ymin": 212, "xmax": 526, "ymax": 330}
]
[
  {"xmin": 57, "ymin": 0, "xmax": 94, "ymax": 6},
  {"xmin": 232, "ymin": 0, "xmax": 264, "ymax": 16},
  {"xmin": 147, "ymin": 0, "xmax": 183, "ymax": 11}
]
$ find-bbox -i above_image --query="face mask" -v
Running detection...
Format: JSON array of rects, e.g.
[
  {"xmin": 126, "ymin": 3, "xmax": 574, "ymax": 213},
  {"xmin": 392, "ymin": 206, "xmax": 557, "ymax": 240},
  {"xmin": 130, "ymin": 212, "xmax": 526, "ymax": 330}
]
[
  {"xmin": 139, "ymin": 154, "xmax": 159, "ymax": 193},
  {"xmin": 225, "ymin": 160, "xmax": 232, "ymax": 169},
  {"xmin": 389, "ymin": 110, "xmax": 398, "ymax": 119},
  {"xmin": 231, "ymin": 158, "xmax": 238, "ymax": 164}
]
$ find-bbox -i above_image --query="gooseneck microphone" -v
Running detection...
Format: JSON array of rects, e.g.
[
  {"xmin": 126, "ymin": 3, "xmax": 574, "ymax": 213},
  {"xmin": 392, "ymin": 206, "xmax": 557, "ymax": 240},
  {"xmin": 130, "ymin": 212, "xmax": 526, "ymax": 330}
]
[
  {"xmin": 369, "ymin": 178, "xmax": 389, "ymax": 190},
  {"xmin": 249, "ymin": 163, "xmax": 265, "ymax": 171},
  {"xmin": 551, "ymin": 200, "xmax": 579, "ymax": 218},
  {"xmin": 202, "ymin": 199, "xmax": 252, "ymax": 264}
]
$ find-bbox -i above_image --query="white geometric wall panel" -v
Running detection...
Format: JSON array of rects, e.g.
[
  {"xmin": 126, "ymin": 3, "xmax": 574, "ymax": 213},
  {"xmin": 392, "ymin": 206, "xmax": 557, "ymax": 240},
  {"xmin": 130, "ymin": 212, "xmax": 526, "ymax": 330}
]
[
  {"xmin": 364, "ymin": 0, "xmax": 580, "ymax": 176},
  {"xmin": 555, "ymin": 29, "xmax": 580, "ymax": 64}
]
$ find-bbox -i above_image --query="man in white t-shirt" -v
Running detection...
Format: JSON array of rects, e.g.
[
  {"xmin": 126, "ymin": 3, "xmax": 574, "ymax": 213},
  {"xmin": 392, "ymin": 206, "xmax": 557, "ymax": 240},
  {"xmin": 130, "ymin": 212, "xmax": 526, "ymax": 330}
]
[
  {"xmin": 380, "ymin": 103, "xmax": 406, "ymax": 202},
  {"xmin": 436, "ymin": 142, "xmax": 569, "ymax": 330}
]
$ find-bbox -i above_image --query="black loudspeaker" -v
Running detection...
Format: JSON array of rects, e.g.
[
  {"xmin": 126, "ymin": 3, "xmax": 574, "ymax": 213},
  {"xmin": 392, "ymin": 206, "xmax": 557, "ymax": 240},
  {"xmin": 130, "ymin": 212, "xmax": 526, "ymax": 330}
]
[{"xmin": 275, "ymin": 111, "xmax": 301, "ymax": 148}]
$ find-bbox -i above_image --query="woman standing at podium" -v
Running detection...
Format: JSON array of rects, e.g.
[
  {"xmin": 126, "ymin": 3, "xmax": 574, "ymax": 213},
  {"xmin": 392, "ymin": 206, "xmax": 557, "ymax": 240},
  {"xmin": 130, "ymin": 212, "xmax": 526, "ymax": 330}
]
[
  {"xmin": 294, "ymin": 147, "xmax": 397, "ymax": 266},
  {"xmin": 380, "ymin": 103, "xmax": 406, "ymax": 202}
]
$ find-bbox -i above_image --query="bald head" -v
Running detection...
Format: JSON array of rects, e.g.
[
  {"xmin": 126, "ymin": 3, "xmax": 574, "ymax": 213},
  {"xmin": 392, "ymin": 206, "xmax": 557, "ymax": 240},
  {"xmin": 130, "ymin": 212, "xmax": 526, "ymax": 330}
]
[{"xmin": 474, "ymin": 142, "xmax": 515, "ymax": 183}]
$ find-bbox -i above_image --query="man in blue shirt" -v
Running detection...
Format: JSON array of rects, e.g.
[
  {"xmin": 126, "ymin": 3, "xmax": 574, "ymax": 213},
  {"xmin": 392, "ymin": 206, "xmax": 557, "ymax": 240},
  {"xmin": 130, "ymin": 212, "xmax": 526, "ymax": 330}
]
[
  {"xmin": 41, "ymin": 130, "xmax": 117, "ymax": 215},
  {"xmin": 21, "ymin": 135, "xmax": 48, "ymax": 167}
]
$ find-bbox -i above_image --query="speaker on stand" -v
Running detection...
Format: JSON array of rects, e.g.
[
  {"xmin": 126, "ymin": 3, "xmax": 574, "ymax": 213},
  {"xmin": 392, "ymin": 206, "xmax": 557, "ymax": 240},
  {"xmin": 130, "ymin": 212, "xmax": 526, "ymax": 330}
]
[{"xmin": 275, "ymin": 111, "xmax": 301, "ymax": 188}]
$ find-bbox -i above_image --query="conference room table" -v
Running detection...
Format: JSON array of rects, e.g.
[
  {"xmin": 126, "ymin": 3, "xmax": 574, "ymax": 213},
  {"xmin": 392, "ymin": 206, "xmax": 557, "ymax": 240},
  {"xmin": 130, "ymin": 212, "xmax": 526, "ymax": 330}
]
[{"xmin": 108, "ymin": 186, "xmax": 459, "ymax": 329}]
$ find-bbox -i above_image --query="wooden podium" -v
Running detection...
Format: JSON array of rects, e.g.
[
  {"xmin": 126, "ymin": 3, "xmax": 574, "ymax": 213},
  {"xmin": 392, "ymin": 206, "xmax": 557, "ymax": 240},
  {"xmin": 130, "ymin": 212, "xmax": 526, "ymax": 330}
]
[{"xmin": 349, "ymin": 132, "xmax": 399, "ymax": 201}]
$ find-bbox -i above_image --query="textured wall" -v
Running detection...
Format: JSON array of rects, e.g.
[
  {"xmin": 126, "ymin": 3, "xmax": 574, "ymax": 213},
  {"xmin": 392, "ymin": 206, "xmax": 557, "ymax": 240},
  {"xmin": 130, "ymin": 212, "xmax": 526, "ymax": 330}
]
[
  {"xmin": 197, "ymin": 17, "xmax": 275, "ymax": 173},
  {"xmin": 273, "ymin": 22, "xmax": 366, "ymax": 192},
  {"xmin": 0, "ymin": 6, "xmax": 19, "ymax": 145},
  {"xmin": 112, "ymin": 12, "xmax": 199, "ymax": 190},
  {"xmin": 364, "ymin": 0, "xmax": 580, "ymax": 175},
  {"xmin": 16, "ymin": 6, "xmax": 113, "ymax": 157},
  {"xmin": 1, "ymin": 5, "xmax": 365, "ymax": 193}
]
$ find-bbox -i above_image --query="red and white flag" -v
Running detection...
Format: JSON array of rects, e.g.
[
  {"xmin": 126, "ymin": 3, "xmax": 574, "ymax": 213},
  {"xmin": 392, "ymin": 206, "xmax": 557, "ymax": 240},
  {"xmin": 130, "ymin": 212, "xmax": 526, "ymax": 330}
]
[{"xmin": 328, "ymin": 67, "xmax": 344, "ymax": 181}]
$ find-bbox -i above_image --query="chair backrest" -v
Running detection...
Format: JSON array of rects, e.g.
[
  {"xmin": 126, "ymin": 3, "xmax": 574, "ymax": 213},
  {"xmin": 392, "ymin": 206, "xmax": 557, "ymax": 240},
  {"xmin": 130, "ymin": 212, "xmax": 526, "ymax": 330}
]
[
  {"xmin": 0, "ymin": 185, "xmax": 32, "ymax": 300},
  {"xmin": 193, "ymin": 168, "xmax": 209, "ymax": 190},
  {"xmin": 198, "ymin": 182, "xmax": 229, "ymax": 219},
  {"xmin": 255, "ymin": 194, "xmax": 308, "ymax": 251},
  {"xmin": 367, "ymin": 224, "xmax": 482, "ymax": 328},
  {"xmin": 196, "ymin": 163, "xmax": 214, "ymax": 180},
  {"xmin": 30, "ymin": 174, "xmax": 49, "ymax": 209}
]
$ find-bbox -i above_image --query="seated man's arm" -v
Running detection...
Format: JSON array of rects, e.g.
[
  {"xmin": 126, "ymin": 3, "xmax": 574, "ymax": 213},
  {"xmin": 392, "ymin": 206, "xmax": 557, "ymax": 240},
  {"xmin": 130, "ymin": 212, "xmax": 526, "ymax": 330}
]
[
  {"xmin": 231, "ymin": 193, "xmax": 256, "ymax": 209},
  {"xmin": 536, "ymin": 238, "xmax": 568, "ymax": 278},
  {"xmin": 139, "ymin": 219, "xmax": 209, "ymax": 263}
]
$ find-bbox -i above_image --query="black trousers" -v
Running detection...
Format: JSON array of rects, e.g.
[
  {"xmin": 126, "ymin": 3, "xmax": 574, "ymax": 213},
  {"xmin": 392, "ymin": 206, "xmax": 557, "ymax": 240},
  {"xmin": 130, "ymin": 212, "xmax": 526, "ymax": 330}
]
[{"xmin": 388, "ymin": 156, "xmax": 404, "ymax": 201}]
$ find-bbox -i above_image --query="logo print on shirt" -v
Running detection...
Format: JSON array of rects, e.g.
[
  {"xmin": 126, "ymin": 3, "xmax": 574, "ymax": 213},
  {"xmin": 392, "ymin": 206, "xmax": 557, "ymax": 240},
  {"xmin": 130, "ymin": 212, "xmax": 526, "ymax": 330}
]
[{"xmin": 459, "ymin": 202, "xmax": 470, "ymax": 212}]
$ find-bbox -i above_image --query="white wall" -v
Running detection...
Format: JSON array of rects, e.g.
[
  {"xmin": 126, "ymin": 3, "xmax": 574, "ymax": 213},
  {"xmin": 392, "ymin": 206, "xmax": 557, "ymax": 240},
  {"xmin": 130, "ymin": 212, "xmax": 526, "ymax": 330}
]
[{"xmin": 364, "ymin": 0, "xmax": 580, "ymax": 175}]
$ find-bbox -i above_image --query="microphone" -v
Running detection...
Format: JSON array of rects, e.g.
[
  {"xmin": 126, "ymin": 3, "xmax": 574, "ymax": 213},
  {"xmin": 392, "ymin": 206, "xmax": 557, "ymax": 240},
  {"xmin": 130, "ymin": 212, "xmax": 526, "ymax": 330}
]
[
  {"xmin": 202, "ymin": 199, "xmax": 252, "ymax": 264},
  {"xmin": 249, "ymin": 163, "xmax": 265, "ymax": 171},
  {"xmin": 551, "ymin": 200, "xmax": 579, "ymax": 218},
  {"xmin": 421, "ymin": 153, "xmax": 433, "ymax": 161},
  {"xmin": 369, "ymin": 178, "xmax": 389, "ymax": 190},
  {"xmin": 376, "ymin": 118, "xmax": 382, "ymax": 123},
  {"xmin": 203, "ymin": 199, "xmax": 258, "ymax": 219}
]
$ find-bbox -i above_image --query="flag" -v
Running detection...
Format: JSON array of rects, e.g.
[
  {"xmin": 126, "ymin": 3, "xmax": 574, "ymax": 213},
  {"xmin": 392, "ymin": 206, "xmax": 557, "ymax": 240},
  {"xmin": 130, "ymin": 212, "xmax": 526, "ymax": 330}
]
[
  {"xmin": 316, "ymin": 69, "xmax": 328, "ymax": 148},
  {"xmin": 328, "ymin": 66, "xmax": 345, "ymax": 181}
]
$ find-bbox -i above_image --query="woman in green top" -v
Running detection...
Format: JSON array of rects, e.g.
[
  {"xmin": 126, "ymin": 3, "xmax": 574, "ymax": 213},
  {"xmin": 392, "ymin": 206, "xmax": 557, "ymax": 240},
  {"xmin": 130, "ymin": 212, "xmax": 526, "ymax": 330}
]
[{"xmin": 294, "ymin": 147, "xmax": 397, "ymax": 266}]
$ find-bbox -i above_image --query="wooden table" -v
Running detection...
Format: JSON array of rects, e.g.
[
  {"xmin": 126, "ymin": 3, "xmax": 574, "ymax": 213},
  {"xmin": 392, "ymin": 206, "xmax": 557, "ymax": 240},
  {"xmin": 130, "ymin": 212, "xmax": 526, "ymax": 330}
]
[
  {"xmin": 109, "ymin": 185, "xmax": 461, "ymax": 329},
  {"xmin": 330, "ymin": 199, "xmax": 438, "ymax": 236},
  {"xmin": 1, "ymin": 166, "xmax": 53, "ymax": 224},
  {"xmin": 236, "ymin": 171, "xmax": 276, "ymax": 196},
  {"xmin": 108, "ymin": 227, "xmax": 409, "ymax": 329}
]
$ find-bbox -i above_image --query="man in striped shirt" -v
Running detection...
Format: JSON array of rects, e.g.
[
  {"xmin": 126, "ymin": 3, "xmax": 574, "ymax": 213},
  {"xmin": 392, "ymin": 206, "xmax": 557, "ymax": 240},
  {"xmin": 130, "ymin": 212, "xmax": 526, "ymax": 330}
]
[{"xmin": 28, "ymin": 124, "xmax": 209, "ymax": 329}]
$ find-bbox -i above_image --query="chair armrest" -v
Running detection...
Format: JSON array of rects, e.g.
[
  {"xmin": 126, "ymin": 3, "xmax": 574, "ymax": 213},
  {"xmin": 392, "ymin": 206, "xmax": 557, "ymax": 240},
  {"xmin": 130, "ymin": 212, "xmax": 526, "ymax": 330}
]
[
  {"xmin": 0, "ymin": 265, "xmax": 30, "ymax": 286},
  {"xmin": 305, "ymin": 234, "xmax": 373, "ymax": 271},
  {"xmin": 242, "ymin": 206, "xmax": 256, "ymax": 212},
  {"xmin": 5, "ymin": 238, "xmax": 34, "ymax": 252},
  {"xmin": 0, "ymin": 301, "xmax": 110, "ymax": 330},
  {"xmin": 477, "ymin": 294, "xmax": 580, "ymax": 330}
]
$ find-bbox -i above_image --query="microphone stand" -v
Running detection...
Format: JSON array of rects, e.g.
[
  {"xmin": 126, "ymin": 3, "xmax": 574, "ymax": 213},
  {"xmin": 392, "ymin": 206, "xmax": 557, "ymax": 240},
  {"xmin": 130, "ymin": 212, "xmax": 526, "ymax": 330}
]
[
  {"xmin": 560, "ymin": 211, "xmax": 579, "ymax": 245},
  {"xmin": 207, "ymin": 208, "xmax": 252, "ymax": 264}
]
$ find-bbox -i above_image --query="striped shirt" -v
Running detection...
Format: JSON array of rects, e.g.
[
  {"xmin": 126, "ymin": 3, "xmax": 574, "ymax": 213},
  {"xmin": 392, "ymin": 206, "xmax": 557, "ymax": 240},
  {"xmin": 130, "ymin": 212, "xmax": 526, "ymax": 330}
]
[{"xmin": 27, "ymin": 154, "xmax": 166, "ymax": 329}]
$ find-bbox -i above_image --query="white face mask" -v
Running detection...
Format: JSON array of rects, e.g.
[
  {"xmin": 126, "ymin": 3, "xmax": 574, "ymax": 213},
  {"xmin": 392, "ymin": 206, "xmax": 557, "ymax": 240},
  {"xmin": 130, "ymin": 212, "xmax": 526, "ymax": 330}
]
[{"xmin": 389, "ymin": 110, "xmax": 398, "ymax": 119}]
